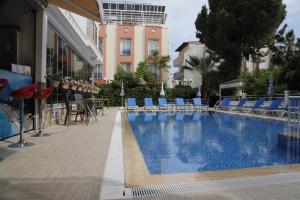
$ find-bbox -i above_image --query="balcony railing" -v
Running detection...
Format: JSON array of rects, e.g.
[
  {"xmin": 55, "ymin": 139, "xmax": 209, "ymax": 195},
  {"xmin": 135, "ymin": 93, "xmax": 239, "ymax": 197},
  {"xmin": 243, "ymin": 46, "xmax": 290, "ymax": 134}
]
[{"xmin": 60, "ymin": 8, "xmax": 101, "ymax": 58}]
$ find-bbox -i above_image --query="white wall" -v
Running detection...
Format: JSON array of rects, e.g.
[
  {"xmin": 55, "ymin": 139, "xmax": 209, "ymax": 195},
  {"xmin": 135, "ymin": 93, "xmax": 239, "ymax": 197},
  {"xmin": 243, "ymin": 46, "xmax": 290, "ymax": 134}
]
[
  {"xmin": 70, "ymin": 13, "xmax": 87, "ymax": 35},
  {"xmin": 105, "ymin": 24, "xmax": 118, "ymax": 79},
  {"xmin": 134, "ymin": 25, "xmax": 145, "ymax": 71},
  {"xmin": 173, "ymin": 43, "xmax": 205, "ymax": 88}
]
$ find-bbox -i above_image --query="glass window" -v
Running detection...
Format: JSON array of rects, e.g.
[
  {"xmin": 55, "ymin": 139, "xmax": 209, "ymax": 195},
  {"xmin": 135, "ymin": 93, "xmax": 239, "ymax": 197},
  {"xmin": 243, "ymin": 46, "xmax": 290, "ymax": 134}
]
[
  {"xmin": 46, "ymin": 24, "xmax": 94, "ymax": 103},
  {"xmin": 148, "ymin": 39, "xmax": 159, "ymax": 56},
  {"xmin": 121, "ymin": 62, "xmax": 131, "ymax": 72},
  {"xmin": 94, "ymin": 64, "xmax": 102, "ymax": 79},
  {"xmin": 120, "ymin": 38, "xmax": 131, "ymax": 55},
  {"xmin": 150, "ymin": 63, "xmax": 157, "ymax": 74}
]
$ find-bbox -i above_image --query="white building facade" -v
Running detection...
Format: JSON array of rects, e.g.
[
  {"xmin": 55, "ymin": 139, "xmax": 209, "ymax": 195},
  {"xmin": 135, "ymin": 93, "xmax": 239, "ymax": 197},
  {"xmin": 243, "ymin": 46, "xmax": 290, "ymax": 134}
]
[{"xmin": 173, "ymin": 41, "xmax": 206, "ymax": 88}]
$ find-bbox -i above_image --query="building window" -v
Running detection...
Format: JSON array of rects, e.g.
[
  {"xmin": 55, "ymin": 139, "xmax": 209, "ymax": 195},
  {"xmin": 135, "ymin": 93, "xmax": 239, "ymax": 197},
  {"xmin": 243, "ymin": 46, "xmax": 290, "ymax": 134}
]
[
  {"xmin": 150, "ymin": 63, "xmax": 157, "ymax": 74},
  {"xmin": 46, "ymin": 25, "xmax": 94, "ymax": 103},
  {"xmin": 94, "ymin": 64, "xmax": 103, "ymax": 79},
  {"xmin": 148, "ymin": 39, "xmax": 159, "ymax": 55},
  {"xmin": 120, "ymin": 38, "xmax": 131, "ymax": 55},
  {"xmin": 121, "ymin": 62, "xmax": 131, "ymax": 72}
]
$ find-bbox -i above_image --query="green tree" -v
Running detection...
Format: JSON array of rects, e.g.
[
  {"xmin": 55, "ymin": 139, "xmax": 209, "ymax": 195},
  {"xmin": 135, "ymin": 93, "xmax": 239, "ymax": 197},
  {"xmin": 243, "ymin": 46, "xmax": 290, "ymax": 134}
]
[
  {"xmin": 185, "ymin": 55, "xmax": 215, "ymax": 99},
  {"xmin": 195, "ymin": 0, "xmax": 286, "ymax": 81},
  {"xmin": 147, "ymin": 50, "xmax": 170, "ymax": 82},
  {"xmin": 241, "ymin": 68, "xmax": 285, "ymax": 95},
  {"xmin": 113, "ymin": 65, "xmax": 138, "ymax": 87},
  {"xmin": 270, "ymin": 24, "xmax": 297, "ymax": 66},
  {"xmin": 135, "ymin": 61, "xmax": 155, "ymax": 84},
  {"xmin": 270, "ymin": 24, "xmax": 300, "ymax": 91}
]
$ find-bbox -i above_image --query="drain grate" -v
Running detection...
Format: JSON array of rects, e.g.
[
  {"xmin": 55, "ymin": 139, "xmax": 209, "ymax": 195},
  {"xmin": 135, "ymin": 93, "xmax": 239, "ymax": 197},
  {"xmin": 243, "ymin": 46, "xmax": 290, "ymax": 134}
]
[{"xmin": 128, "ymin": 172, "xmax": 300, "ymax": 198}]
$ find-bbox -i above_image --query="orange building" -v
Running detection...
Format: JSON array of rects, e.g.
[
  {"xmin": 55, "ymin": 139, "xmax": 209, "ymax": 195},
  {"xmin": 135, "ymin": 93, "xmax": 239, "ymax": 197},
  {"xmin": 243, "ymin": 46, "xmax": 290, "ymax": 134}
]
[{"xmin": 95, "ymin": 1, "xmax": 170, "ymax": 84}]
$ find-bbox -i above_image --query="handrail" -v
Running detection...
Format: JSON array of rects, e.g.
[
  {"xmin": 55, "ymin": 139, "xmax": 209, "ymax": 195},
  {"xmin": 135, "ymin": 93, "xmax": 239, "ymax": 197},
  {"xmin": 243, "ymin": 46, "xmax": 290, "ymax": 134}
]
[{"xmin": 288, "ymin": 96, "xmax": 300, "ymax": 125}]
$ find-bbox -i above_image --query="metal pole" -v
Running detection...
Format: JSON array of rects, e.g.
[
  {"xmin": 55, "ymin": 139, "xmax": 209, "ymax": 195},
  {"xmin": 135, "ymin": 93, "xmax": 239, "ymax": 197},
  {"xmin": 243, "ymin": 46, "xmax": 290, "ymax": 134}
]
[{"xmin": 19, "ymin": 99, "xmax": 24, "ymax": 144}]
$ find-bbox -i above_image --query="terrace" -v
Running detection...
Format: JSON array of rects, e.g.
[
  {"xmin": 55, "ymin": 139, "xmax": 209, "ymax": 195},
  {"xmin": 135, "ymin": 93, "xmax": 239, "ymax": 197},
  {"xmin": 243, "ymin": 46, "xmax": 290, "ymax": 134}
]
[{"xmin": 1, "ymin": 101, "xmax": 300, "ymax": 199}]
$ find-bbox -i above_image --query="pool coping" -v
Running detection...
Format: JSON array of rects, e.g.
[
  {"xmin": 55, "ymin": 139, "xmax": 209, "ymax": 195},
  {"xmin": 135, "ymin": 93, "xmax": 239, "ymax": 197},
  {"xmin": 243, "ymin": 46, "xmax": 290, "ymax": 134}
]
[{"xmin": 122, "ymin": 110, "xmax": 300, "ymax": 187}]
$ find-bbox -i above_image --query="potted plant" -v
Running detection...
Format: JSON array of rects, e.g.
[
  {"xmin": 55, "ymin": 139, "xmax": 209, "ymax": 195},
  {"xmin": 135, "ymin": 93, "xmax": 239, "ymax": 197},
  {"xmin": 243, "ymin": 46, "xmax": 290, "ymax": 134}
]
[{"xmin": 50, "ymin": 72, "xmax": 62, "ymax": 88}]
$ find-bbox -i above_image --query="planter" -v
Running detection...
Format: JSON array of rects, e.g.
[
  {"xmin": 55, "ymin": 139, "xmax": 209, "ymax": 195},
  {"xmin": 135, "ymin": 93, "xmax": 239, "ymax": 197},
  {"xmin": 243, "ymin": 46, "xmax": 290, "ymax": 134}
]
[
  {"xmin": 51, "ymin": 80, "xmax": 60, "ymax": 88},
  {"xmin": 71, "ymin": 85, "xmax": 78, "ymax": 91}
]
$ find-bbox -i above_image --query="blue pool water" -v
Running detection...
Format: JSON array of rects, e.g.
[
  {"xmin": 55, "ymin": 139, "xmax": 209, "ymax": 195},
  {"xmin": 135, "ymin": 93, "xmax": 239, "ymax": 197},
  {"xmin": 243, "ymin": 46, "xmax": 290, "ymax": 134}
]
[{"xmin": 127, "ymin": 111, "xmax": 300, "ymax": 175}]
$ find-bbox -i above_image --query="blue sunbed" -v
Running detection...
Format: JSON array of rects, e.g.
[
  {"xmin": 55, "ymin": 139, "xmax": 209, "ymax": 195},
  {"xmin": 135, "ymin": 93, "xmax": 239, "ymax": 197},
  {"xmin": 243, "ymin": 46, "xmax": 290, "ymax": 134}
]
[
  {"xmin": 243, "ymin": 97, "xmax": 265, "ymax": 112},
  {"xmin": 144, "ymin": 98, "xmax": 155, "ymax": 110},
  {"xmin": 158, "ymin": 98, "xmax": 169, "ymax": 110},
  {"xmin": 193, "ymin": 98, "xmax": 208, "ymax": 110},
  {"xmin": 176, "ymin": 98, "xmax": 188, "ymax": 110},
  {"xmin": 216, "ymin": 98, "xmax": 231, "ymax": 109},
  {"xmin": 260, "ymin": 98, "xmax": 284, "ymax": 115},
  {"xmin": 127, "ymin": 98, "xmax": 138, "ymax": 110},
  {"xmin": 231, "ymin": 98, "xmax": 247, "ymax": 110},
  {"xmin": 279, "ymin": 97, "xmax": 300, "ymax": 117}
]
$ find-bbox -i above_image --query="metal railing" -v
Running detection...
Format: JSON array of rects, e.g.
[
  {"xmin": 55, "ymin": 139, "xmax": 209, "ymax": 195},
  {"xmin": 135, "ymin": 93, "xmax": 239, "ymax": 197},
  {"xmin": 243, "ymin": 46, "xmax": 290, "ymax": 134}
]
[
  {"xmin": 288, "ymin": 96, "xmax": 300, "ymax": 125},
  {"xmin": 59, "ymin": 9, "xmax": 101, "ymax": 58}
]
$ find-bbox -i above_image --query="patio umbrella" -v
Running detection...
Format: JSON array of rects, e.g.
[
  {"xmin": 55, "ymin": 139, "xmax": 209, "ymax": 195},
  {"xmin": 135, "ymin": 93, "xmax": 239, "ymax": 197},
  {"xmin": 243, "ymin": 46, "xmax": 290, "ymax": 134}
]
[
  {"xmin": 267, "ymin": 75, "xmax": 273, "ymax": 98},
  {"xmin": 160, "ymin": 82, "xmax": 165, "ymax": 97},
  {"xmin": 120, "ymin": 81, "xmax": 125, "ymax": 107},
  {"xmin": 197, "ymin": 87, "xmax": 202, "ymax": 97}
]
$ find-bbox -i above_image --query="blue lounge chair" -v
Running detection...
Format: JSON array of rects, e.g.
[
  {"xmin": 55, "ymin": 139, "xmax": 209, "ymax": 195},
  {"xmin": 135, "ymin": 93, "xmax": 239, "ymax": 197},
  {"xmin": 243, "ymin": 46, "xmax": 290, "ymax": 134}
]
[
  {"xmin": 127, "ymin": 98, "xmax": 138, "ymax": 110},
  {"xmin": 231, "ymin": 98, "xmax": 247, "ymax": 111},
  {"xmin": 144, "ymin": 98, "xmax": 155, "ymax": 110},
  {"xmin": 242, "ymin": 97, "xmax": 265, "ymax": 113},
  {"xmin": 216, "ymin": 98, "xmax": 231, "ymax": 109},
  {"xmin": 158, "ymin": 98, "xmax": 169, "ymax": 110},
  {"xmin": 193, "ymin": 98, "xmax": 208, "ymax": 110},
  {"xmin": 260, "ymin": 98, "xmax": 284, "ymax": 115},
  {"xmin": 176, "ymin": 98, "xmax": 188, "ymax": 110},
  {"xmin": 279, "ymin": 97, "xmax": 299, "ymax": 117}
]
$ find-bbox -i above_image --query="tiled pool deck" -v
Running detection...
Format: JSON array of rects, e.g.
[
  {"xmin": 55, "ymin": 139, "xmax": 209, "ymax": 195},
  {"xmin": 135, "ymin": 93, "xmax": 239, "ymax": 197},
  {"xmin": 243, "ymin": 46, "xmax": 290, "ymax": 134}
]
[
  {"xmin": 1, "ymin": 107, "xmax": 300, "ymax": 200},
  {"xmin": 0, "ymin": 108, "xmax": 118, "ymax": 200}
]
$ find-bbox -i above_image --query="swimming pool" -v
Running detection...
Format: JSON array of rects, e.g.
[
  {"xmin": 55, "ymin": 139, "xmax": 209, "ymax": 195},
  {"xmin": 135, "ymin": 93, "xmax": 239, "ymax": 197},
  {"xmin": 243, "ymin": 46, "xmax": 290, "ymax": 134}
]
[{"xmin": 127, "ymin": 111, "xmax": 300, "ymax": 175}]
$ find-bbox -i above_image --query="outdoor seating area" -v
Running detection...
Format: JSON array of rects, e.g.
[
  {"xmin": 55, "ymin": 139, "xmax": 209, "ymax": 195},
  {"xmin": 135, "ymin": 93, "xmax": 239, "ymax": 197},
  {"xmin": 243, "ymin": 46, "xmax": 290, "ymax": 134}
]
[
  {"xmin": 125, "ymin": 97, "xmax": 209, "ymax": 111},
  {"xmin": 0, "ymin": 74, "xmax": 107, "ymax": 148}
]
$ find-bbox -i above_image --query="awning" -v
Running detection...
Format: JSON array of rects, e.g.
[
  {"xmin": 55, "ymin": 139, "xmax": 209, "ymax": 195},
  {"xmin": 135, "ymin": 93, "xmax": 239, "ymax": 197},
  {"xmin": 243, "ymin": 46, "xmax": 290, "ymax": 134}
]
[{"xmin": 48, "ymin": 0, "xmax": 103, "ymax": 22}]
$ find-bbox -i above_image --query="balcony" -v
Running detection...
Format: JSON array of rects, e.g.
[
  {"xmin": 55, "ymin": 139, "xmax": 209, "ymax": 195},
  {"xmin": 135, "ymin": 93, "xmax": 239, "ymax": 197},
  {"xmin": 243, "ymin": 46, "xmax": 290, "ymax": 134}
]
[
  {"xmin": 59, "ymin": 8, "xmax": 102, "ymax": 62},
  {"xmin": 173, "ymin": 56, "xmax": 184, "ymax": 68},
  {"xmin": 173, "ymin": 71, "xmax": 184, "ymax": 80}
]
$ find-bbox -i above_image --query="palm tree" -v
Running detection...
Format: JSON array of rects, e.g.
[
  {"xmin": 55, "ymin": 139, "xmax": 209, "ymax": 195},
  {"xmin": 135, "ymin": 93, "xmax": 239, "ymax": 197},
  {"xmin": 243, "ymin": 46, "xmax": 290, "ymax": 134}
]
[{"xmin": 185, "ymin": 55, "xmax": 214, "ymax": 99}]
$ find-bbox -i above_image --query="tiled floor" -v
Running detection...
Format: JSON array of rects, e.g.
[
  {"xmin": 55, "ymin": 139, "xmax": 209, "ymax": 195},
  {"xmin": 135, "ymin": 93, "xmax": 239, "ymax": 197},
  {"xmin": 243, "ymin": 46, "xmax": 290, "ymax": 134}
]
[{"xmin": 0, "ymin": 107, "xmax": 118, "ymax": 200}]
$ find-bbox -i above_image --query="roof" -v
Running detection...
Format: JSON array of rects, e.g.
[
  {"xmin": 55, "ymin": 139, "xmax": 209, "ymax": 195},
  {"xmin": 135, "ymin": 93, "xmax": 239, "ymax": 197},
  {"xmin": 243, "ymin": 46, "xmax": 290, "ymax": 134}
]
[
  {"xmin": 175, "ymin": 41, "xmax": 202, "ymax": 52},
  {"xmin": 102, "ymin": 1, "xmax": 166, "ymax": 25}
]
